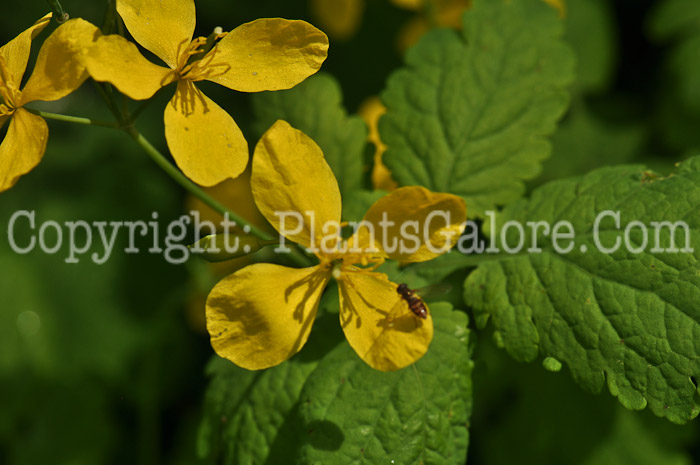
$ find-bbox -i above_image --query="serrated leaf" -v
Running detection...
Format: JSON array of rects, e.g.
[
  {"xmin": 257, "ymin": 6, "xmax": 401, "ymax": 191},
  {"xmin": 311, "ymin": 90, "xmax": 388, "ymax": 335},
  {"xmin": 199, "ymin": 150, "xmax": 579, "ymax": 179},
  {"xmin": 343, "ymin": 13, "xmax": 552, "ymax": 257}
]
[
  {"xmin": 251, "ymin": 73, "xmax": 369, "ymax": 202},
  {"xmin": 198, "ymin": 304, "xmax": 472, "ymax": 465},
  {"xmin": 197, "ymin": 357, "xmax": 313, "ymax": 464},
  {"xmin": 297, "ymin": 304, "xmax": 472, "ymax": 465},
  {"xmin": 197, "ymin": 314, "xmax": 343, "ymax": 464},
  {"xmin": 379, "ymin": 0, "xmax": 574, "ymax": 218},
  {"xmin": 464, "ymin": 156, "xmax": 700, "ymax": 423}
]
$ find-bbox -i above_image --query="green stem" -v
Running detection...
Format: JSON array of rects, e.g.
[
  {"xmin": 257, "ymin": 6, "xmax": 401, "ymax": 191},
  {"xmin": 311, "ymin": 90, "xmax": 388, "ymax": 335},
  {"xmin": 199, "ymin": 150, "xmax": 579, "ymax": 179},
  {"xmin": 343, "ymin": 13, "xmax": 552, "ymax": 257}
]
[
  {"xmin": 45, "ymin": 0, "xmax": 69, "ymax": 23},
  {"xmin": 92, "ymin": 81, "xmax": 123, "ymax": 122},
  {"xmin": 125, "ymin": 127, "xmax": 265, "ymax": 236},
  {"xmin": 125, "ymin": 127, "xmax": 313, "ymax": 267},
  {"xmin": 26, "ymin": 108, "xmax": 119, "ymax": 128},
  {"xmin": 33, "ymin": 92, "xmax": 313, "ymax": 267},
  {"xmin": 101, "ymin": 0, "xmax": 117, "ymax": 34}
]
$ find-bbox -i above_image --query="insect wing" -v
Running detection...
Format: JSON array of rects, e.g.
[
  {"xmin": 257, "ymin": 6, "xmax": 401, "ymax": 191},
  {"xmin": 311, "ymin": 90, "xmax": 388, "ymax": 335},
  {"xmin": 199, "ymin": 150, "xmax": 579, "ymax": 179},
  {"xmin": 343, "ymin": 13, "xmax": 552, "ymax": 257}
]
[{"xmin": 414, "ymin": 283, "xmax": 452, "ymax": 299}]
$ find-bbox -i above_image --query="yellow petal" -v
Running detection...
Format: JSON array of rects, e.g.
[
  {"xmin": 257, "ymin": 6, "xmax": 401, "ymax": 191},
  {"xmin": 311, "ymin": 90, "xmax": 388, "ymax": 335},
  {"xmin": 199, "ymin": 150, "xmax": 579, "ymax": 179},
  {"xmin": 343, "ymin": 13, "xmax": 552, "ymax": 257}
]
[
  {"xmin": 20, "ymin": 19, "xmax": 101, "ymax": 105},
  {"xmin": 164, "ymin": 81, "xmax": 249, "ymax": 186},
  {"xmin": 338, "ymin": 271, "xmax": 433, "ymax": 371},
  {"xmin": 391, "ymin": 0, "xmax": 423, "ymax": 10},
  {"xmin": 358, "ymin": 96, "xmax": 385, "ymax": 150},
  {"xmin": 83, "ymin": 34, "xmax": 173, "ymax": 100},
  {"xmin": 351, "ymin": 186, "xmax": 466, "ymax": 262},
  {"xmin": 357, "ymin": 97, "xmax": 397, "ymax": 191},
  {"xmin": 206, "ymin": 263, "xmax": 330, "ymax": 370},
  {"xmin": 116, "ymin": 0, "xmax": 195, "ymax": 68},
  {"xmin": 371, "ymin": 152, "xmax": 398, "ymax": 192},
  {"xmin": 252, "ymin": 120, "xmax": 341, "ymax": 250},
  {"xmin": 205, "ymin": 19, "xmax": 328, "ymax": 93},
  {"xmin": 0, "ymin": 108, "xmax": 48, "ymax": 192},
  {"xmin": 397, "ymin": 16, "xmax": 429, "ymax": 52},
  {"xmin": 310, "ymin": 0, "xmax": 365, "ymax": 41},
  {"xmin": 0, "ymin": 13, "xmax": 51, "ymax": 88}
]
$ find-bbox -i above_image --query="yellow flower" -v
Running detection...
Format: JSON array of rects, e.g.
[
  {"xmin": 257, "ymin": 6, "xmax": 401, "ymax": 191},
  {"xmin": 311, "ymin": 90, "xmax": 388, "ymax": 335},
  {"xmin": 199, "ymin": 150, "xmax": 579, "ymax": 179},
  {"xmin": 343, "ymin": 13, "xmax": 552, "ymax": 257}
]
[
  {"xmin": 83, "ymin": 0, "xmax": 329, "ymax": 187},
  {"xmin": 0, "ymin": 14, "xmax": 100, "ymax": 192},
  {"xmin": 358, "ymin": 96, "xmax": 398, "ymax": 192},
  {"xmin": 206, "ymin": 121, "xmax": 466, "ymax": 372},
  {"xmin": 310, "ymin": 0, "xmax": 365, "ymax": 41}
]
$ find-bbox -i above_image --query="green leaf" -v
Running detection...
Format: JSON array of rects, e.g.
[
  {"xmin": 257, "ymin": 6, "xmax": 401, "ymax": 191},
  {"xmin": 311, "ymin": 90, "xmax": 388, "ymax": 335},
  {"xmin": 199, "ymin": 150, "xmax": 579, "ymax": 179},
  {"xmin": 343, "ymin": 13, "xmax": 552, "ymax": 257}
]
[
  {"xmin": 297, "ymin": 304, "xmax": 472, "ymax": 465},
  {"xmin": 379, "ymin": 0, "xmax": 574, "ymax": 217},
  {"xmin": 197, "ymin": 357, "xmax": 313, "ymax": 464},
  {"xmin": 197, "ymin": 314, "xmax": 343, "ymax": 464},
  {"xmin": 341, "ymin": 189, "xmax": 386, "ymax": 224},
  {"xmin": 251, "ymin": 73, "xmax": 369, "ymax": 202},
  {"xmin": 464, "ymin": 156, "xmax": 700, "ymax": 423},
  {"xmin": 198, "ymin": 305, "xmax": 472, "ymax": 464}
]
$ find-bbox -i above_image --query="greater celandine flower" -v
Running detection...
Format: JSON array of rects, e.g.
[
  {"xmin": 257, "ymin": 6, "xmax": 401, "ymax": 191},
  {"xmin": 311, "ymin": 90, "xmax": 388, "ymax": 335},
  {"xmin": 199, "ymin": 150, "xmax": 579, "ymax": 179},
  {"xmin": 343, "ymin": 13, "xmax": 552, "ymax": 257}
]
[
  {"xmin": 83, "ymin": 0, "xmax": 329, "ymax": 187},
  {"xmin": 0, "ymin": 14, "xmax": 100, "ymax": 192},
  {"xmin": 206, "ymin": 120, "xmax": 466, "ymax": 372}
]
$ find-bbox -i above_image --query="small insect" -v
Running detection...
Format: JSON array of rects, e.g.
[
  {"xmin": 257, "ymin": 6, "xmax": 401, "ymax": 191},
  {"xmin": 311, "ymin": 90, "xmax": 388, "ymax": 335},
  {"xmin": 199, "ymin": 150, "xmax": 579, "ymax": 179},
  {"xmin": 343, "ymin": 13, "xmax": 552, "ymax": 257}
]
[{"xmin": 396, "ymin": 283, "xmax": 429, "ymax": 319}]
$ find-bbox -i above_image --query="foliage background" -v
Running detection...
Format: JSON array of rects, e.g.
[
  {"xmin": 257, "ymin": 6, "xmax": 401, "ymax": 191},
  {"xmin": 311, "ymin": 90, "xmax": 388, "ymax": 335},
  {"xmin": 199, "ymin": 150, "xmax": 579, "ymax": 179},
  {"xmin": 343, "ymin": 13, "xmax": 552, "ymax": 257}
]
[{"xmin": 1, "ymin": 0, "xmax": 700, "ymax": 463}]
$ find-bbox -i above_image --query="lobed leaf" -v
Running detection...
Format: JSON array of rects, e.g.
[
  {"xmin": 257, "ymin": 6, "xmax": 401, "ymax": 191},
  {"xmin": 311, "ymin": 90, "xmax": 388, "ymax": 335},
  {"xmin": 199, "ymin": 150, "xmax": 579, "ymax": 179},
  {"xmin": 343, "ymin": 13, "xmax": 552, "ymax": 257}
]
[
  {"xmin": 198, "ymin": 304, "xmax": 472, "ymax": 464},
  {"xmin": 464, "ymin": 156, "xmax": 700, "ymax": 423},
  {"xmin": 197, "ymin": 314, "xmax": 341, "ymax": 464},
  {"xmin": 297, "ymin": 304, "xmax": 472, "ymax": 465},
  {"xmin": 379, "ymin": 0, "xmax": 574, "ymax": 217}
]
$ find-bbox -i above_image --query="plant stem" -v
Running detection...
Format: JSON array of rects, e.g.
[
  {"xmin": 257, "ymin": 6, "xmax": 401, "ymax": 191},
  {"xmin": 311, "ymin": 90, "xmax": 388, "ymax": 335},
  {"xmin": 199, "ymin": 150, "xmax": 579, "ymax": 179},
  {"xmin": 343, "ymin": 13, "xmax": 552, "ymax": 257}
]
[
  {"xmin": 124, "ymin": 127, "xmax": 266, "ymax": 237},
  {"xmin": 31, "ymin": 99, "xmax": 313, "ymax": 267},
  {"xmin": 124, "ymin": 127, "xmax": 313, "ymax": 267},
  {"xmin": 101, "ymin": 0, "xmax": 117, "ymax": 34},
  {"xmin": 26, "ymin": 108, "xmax": 119, "ymax": 128},
  {"xmin": 92, "ymin": 81, "xmax": 123, "ymax": 122},
  {"xmin": 45, "ymin": 0, "xmax": 69, "ymax": 23}
]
